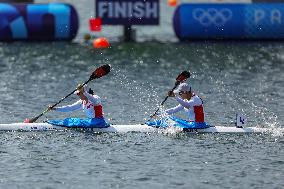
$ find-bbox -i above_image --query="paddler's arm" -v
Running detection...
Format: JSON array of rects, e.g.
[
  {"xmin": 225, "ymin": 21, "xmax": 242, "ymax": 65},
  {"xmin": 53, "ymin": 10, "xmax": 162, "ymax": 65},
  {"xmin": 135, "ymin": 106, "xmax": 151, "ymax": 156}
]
[
  {"xmin": 168, "ymin": 90, "xmax": 193, "ymax": 109},
  {"xmin": 175, "ymin": 96, "xmax": 193, "ymax": 109},
  {"xmin": 49, "ymin": 100, "xmax": 82, "ymax": 112},
  {"xmin": 165, "ymin": 105, "xmax": 184, "ymax": 115},
  {"xmin": 83, "ymin": 91, "xmax": 101, "ymax": 105},
  {"xmin": 78, "ymin": 84, "xmax": 101, "ymax": 105},
  {"xmin": 164, "ymin": 91, "xmax": 184, "ymax": 114}
]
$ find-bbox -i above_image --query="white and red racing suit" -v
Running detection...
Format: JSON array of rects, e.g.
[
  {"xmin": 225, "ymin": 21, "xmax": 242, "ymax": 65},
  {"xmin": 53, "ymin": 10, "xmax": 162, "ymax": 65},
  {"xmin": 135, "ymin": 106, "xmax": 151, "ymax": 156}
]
[
  {"xmin": 165, "ymin": 94, "xmax": 204, "ymax": 122},
  {"xmin": 54, "ymin": 91, "xmax": 103, "ymax": 119}
]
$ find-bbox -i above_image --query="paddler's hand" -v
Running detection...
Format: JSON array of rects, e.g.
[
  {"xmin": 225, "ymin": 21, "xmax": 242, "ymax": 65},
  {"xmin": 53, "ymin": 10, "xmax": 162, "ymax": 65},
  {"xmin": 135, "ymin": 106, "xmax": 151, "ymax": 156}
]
[
  {"xmin": 48, "ymin": 105, "xmax": 55, "ymax": 111},
  {"xmin": 168, "ymin": 91, "xmax": 175, "ymax": 97},
  {"xmin": 150, "ymin": 113, "xmax": 157, "ymax": 119},
  {"xmin": 76, "ymin": 84, "xmax": 85, "ymax": 93}
]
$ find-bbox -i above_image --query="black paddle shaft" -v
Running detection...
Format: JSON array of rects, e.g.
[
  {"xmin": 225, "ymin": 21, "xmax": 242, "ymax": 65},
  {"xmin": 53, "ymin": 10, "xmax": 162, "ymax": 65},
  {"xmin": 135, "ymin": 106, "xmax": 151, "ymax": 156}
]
[
  {"xmin": 50, "ymin": 78, "xmax": 93, "ymax": 109},
  {"xmin": 28, "ymin": 64, "xmax": 111, "ymax": 123},
  {"xmin": 29, "ymin": 78, "xmax": 93, "ymax": 123},
  {"xmin": 150, "ymin": 70, "xmax": 191, "ymax": 118},
  {"xmin": 150, "ymin": 83, "xmax": 180, "ymax": 118}
]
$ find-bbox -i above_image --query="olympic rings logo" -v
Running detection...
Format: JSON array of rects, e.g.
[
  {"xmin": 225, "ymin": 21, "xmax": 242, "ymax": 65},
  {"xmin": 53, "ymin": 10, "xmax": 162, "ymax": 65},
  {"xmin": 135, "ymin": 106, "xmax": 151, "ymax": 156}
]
[{"xmin": 192, "ymin": 8, "xmax": 233, "ymax": 27}]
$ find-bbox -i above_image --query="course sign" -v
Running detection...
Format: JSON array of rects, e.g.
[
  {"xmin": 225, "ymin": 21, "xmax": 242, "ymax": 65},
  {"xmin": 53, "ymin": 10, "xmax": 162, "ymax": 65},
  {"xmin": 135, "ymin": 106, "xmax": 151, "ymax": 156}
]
[{"xmin": 96, "ymin": 0, "xmax": 159, "ymax": 25}]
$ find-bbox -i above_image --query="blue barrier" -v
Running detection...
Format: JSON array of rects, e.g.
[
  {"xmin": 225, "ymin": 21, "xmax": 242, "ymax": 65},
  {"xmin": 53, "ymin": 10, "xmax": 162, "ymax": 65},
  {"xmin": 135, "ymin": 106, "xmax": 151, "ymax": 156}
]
[
  {"xmin": 0, "ymin": 3, "xmax": 78, "ymax": 41},
  {"xmin": 173, "ymin": 3, "xmax": 284, "ymax": 40}
]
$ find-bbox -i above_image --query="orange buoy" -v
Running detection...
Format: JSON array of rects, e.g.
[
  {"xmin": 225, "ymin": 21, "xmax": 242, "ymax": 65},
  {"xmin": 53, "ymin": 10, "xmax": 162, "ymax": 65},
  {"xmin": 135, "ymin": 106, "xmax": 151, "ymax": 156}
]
[
  {"xmin": 93, "ymin": 37, "xmax": 110, "ymax": 49},
  {"xmin": 168, "ymin": 0, "xmax": 178, "ymax": 7}
]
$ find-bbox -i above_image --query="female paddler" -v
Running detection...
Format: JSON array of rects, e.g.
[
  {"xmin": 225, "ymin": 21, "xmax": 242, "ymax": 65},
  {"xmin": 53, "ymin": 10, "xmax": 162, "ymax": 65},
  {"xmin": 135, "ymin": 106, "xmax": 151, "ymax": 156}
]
[
  {"xmin": 47, "ymin": 84, "xmax": 109, "ymax": 128},
  {"xmin": 148, "ymin": 83, "xmax": 209, "ymax": 130}
]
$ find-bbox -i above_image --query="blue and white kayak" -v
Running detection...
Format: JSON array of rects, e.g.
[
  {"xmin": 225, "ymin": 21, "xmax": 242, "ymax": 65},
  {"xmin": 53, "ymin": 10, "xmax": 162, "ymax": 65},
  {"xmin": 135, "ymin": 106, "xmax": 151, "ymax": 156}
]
[{"xmin": 0, "ymin": 122, "xmax": 281, "ymax": 133}]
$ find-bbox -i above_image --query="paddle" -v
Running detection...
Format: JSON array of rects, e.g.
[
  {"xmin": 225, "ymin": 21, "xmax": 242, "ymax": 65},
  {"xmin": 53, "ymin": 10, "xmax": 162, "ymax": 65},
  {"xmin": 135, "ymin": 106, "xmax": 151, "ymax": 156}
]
[
  {"xmin": 26, "ymin": 64, "xmax": 111, "ymax": 123},
  {"xmin": 150, "ymin": 70, "xmax": 191, "ymax": 118}
]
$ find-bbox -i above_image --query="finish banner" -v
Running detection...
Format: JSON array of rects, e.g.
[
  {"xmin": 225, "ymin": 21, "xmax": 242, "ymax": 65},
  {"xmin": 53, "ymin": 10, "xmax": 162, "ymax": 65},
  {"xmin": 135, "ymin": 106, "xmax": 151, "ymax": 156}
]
[{"xmin": 95, "ymin": 0, "xmax": 159, "ymax": 25}]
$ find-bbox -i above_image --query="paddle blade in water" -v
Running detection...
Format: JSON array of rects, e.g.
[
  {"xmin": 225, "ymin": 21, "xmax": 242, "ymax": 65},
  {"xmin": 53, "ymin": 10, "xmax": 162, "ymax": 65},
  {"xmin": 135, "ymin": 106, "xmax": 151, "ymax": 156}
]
[
  {"xmin": 176, "ymin": 71, "xmax": 190, "ymax": 82},
  {"xmin": 91, "ymin": 64, "xmax": 111, "ymax": 79}
]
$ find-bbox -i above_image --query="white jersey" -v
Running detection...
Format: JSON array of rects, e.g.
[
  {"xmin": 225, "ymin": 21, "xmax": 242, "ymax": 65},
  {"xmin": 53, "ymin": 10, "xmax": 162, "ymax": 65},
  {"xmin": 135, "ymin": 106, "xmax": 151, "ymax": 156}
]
[
  {"xmin": 55, "ymin": 91, "xmax": 103, "ymax": 118},
  {"xmin": 165, "ymin": 94, "xmax": 204, "ymax": 122}
]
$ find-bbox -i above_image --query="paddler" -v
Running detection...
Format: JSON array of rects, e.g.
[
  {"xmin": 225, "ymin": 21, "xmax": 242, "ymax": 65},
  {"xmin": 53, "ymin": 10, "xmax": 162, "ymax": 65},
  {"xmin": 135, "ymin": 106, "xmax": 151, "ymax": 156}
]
[
  {"xmin": 166, "ymin": 83, "xmax": 204, "ymax": 120},
  {"xmin": 148, "ymin": 82, "xmax": 208, "ymax": 129},
  {"xmin": 47, "ymin": 84, "xmax": 109, "ymax": 128}
]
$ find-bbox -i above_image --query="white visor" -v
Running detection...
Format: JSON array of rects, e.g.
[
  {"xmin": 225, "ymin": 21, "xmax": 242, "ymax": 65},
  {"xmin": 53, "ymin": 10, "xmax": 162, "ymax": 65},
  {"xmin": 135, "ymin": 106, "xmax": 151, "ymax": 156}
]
[{"xmin": 173, "ymin": 83, "xmax": 192, "ymax": 94}]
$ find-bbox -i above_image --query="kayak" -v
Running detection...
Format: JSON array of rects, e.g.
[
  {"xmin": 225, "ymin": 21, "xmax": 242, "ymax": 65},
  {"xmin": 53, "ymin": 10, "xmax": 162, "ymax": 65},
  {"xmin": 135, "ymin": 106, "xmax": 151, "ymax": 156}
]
[
  {"xmin": 0, "ymin": 122, "xmax": 281, "ymax": 133},
  {"xmin": 0, "ymin": 123, "xmax": 155, "ymax": 133}
]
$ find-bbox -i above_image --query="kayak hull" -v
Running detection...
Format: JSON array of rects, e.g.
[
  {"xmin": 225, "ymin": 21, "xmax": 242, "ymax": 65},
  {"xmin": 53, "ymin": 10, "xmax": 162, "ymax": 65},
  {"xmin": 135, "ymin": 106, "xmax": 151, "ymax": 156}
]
[{"xmin": 0, "ymin": 123, "xmax": 279, "ymax": 133}]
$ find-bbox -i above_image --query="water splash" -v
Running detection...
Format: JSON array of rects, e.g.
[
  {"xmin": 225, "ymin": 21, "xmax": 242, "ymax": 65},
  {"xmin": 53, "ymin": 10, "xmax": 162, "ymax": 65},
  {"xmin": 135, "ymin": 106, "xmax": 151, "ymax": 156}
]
[{"xmin": 110, "ymin": 68, "xmax": 161, "ymax": 122}]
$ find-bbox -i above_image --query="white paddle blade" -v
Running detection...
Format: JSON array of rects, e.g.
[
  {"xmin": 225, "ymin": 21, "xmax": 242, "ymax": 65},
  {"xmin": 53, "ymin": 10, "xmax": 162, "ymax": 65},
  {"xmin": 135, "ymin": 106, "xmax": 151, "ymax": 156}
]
[{"xmin": 236, "ymin": 113, "xmax": 247, "ymax": 128}]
